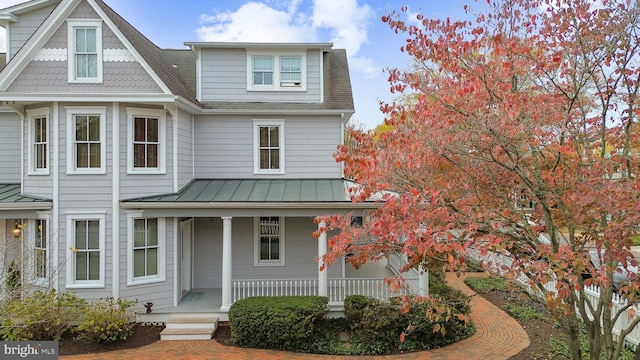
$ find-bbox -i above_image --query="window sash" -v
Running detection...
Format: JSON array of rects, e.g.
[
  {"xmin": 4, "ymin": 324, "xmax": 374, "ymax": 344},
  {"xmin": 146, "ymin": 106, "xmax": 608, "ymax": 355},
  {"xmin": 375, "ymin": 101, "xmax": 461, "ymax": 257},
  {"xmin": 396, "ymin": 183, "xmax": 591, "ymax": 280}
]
[
  {"xmin": 133, "ymin": 117, "xmax": 159, "ymax": 168},
  {"xmin": 258, "ymin": 126, "xmax": 280, "ymax": 170},
  {"xmin": 74, "ymin": 220, "xmax": 100, "ymax": 281},
  {"xmin": 133, "ymin": 219, "xmax": 159, "ymax": 278},
  {"xmin": 34, "ymin": 116, "xmax": 47, "ymax": 170},
  {"xmin": 259, "ymin": 217, "xmax": 280, "ymax": 261},
  {"xmin": 280, "ymin": 56, "xmax": 301, "ymax": 82},
  {"xmin": 253, "ymin": 56, "xmax": 274, "ymax": 85},
  {"xmin": 74, "ymin": 115, "xmax": 101, "ymax": 169},
  {"xmin": 34, "ymin": 220, "xmax": 47, "ymax": 279},
  {"xmin": 75, "ymin": 28, "xmax": 98, "ymax": 78}
]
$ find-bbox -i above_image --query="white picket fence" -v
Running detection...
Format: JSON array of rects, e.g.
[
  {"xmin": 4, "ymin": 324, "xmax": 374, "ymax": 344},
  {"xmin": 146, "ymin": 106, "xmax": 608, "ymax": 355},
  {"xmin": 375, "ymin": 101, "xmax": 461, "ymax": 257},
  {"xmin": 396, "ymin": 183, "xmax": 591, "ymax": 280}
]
[
  {"xmin": 232, "ymin": 278, "xmax": 409, "ymax": 304},
  {"xmin": 466, "ymin": 247, "xmax": 640, "ymax": 349}
]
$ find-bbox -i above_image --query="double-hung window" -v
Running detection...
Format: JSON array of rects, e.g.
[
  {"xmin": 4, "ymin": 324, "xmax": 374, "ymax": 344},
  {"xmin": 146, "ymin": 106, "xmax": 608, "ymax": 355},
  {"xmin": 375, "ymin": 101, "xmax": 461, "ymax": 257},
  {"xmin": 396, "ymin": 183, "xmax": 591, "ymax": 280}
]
[
  {"xmin": 255, "ymin": 216, "xmax": 285, "ymax": 266},
  {"xmin": 280, "ymin": 56, "xmax": 301, "ymax": 85},
  {"xmin": 127, "ymin": 108, "xmax": 166, "ymax": 174},
  {"xmin": 127, "ymin": 213, "xmax": 166, "ymax": 285},
  {"xmin": 26, "ymin": 108, "xmax": 49, "ymax": 175},
  {"xmin": 66, "ymin": 212, "xmax": 105, "ymax": 288},
  {"xmin": 253, "ymin": 120, "xmax": 285, "ymax": 174},
  {"xmin": 247, "ymin": 51, "xmax": 306, "ymax": 91},
  {"xmin": 252, "ymin": 56, "xmax": 273, "ymax": 86},
  {"xmin": 66, "ymin": 107, "xmax": 106, "ymax": 174},
  {"xmin": 67, "ymin": 20, "xmax": 103, "ymax": 83}
]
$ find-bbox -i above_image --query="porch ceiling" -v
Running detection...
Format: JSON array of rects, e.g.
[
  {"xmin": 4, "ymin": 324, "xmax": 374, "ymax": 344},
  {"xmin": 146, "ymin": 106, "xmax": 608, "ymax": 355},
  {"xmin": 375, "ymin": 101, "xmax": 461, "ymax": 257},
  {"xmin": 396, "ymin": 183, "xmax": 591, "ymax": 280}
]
[
  {"xmin": 0, "ymin": 184, "xmax": 52, "ymax": 210},
  {"xmin": 121, "ymin": 178, "xmax": 381, "ymax": 214}
]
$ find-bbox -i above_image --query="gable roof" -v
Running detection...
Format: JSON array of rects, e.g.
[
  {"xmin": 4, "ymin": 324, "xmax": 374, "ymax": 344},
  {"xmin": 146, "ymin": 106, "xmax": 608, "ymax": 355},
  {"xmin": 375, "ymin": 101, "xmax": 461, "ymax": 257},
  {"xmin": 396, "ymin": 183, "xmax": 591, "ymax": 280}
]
[
  {"xmin": 0, "ymin": 0, "xmax": 353, "ymax": 114},
  {"xmin": 93, "ymin": 0, "xmax": 199, "ymax": 105}
]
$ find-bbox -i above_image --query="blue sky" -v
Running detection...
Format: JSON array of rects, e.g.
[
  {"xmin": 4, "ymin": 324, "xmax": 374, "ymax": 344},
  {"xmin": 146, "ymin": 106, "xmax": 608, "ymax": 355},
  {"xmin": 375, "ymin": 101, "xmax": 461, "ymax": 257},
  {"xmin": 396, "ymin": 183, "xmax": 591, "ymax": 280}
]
[{"xmin": 0, "ymin": 0, "xmax": 474, "ymax": 128}]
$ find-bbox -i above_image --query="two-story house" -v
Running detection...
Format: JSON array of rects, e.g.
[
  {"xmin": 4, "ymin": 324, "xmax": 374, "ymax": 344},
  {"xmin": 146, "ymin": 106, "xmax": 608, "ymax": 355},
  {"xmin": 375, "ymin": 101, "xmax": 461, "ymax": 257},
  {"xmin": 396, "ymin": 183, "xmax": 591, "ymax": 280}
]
[{"xmin": 0, "ymin": 0, "xmax": 406, "ymax": 322}]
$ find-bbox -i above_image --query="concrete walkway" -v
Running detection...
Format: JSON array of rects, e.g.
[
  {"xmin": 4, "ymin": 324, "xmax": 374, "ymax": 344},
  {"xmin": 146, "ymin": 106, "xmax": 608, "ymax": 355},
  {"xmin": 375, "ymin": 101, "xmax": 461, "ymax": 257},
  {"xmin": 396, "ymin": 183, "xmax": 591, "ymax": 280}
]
[{"xmin": 62, "ymin": 272, "xmax": 530, "ymax": 360}]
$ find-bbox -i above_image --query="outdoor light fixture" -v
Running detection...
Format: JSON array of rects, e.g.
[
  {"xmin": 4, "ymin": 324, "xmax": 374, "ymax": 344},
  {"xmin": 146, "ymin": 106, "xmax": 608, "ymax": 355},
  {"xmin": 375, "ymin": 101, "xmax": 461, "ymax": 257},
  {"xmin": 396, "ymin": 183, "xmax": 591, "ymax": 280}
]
[{"xmin": 11, "ymin": 221, "xmax": 22, "ymax": 238}]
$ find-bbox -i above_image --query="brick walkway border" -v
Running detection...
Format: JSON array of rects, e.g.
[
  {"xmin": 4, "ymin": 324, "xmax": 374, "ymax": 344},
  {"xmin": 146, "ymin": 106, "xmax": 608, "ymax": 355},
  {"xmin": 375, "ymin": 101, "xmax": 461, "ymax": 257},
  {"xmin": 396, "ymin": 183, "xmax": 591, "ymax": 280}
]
[{"xmin": 62, "ymin": 272, "xmax": 530, "ymax": 360}]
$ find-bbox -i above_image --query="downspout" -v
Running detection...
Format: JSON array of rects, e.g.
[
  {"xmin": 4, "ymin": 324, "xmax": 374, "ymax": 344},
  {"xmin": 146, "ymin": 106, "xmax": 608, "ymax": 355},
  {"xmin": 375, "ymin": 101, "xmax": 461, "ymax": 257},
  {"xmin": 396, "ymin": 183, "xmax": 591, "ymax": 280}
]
[
  {"xmin": 112, "ymin": 102, "xmax": 120, "ymax": 298},
  {"xmin": 52, "ymin": 102, "xmax": 59, "ymax": 290}
]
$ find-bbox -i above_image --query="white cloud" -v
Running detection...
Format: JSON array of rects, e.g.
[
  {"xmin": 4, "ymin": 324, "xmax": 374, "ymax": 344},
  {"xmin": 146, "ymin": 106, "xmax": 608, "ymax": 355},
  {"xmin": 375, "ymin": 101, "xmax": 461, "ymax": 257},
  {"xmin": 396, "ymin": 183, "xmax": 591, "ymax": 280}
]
[
  {"xmin": 197, "ymin": 0, "xmax": 379, "ymax": 78},
  {"xmin": 197, "ymin": 2, "xmax": 315, "ymax": 42}
]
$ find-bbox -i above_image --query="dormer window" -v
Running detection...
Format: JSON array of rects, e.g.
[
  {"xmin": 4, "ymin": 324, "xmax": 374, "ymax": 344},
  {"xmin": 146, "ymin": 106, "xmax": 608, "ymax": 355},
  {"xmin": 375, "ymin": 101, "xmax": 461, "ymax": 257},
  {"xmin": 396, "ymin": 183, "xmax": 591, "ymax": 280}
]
[
  {"xmin": 247, "ymin": 51, "xmax": 306, "ymax": 91},
  {"xmin": 67, "ymin": 20, "xmax": 103, "ymax": 83},
  {"xmin": 252, "ymin": 56, "xmax": 273, "ymax": 86}
]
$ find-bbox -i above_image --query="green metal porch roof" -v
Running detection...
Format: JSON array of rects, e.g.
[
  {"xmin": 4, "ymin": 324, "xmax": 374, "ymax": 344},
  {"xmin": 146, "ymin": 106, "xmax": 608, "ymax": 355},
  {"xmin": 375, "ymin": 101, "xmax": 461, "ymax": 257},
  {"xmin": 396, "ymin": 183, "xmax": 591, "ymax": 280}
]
[
  {"xmin": 123, "ymin": 179, "xmax": 358, "ymax": 203},
  {"xmin": 0, "ymin": 184, "xmax": 52, "ymax": 210}
]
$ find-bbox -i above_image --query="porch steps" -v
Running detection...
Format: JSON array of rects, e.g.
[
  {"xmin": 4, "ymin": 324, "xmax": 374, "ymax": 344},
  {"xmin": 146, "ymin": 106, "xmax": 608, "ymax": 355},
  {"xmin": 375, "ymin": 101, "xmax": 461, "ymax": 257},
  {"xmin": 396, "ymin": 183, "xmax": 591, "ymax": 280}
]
[{"xmin": 160, "ymin": 314, "xmax": 218, "ymax": 340}]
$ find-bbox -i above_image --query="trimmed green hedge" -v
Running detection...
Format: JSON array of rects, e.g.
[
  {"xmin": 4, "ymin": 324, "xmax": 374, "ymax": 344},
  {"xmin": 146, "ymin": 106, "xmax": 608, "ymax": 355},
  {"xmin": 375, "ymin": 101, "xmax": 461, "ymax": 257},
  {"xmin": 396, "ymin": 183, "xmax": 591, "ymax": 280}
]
[{"xmin": 228, "ymin": 296, "xmax": 328, "ymax": 351}]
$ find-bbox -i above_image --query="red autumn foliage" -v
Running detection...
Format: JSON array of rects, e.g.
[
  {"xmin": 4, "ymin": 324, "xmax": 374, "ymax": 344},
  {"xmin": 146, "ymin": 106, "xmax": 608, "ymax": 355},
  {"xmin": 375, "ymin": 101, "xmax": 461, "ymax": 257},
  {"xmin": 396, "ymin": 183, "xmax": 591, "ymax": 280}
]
[{"xmin": 319, "ymin": 1, "xmax": 640, "ymax": 359}]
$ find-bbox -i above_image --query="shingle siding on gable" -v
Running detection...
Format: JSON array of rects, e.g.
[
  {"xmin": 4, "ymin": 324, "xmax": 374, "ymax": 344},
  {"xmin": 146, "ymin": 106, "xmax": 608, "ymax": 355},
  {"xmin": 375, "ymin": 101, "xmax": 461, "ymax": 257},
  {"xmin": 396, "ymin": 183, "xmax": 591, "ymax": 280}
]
[
  {"xmin": 8, "ymin": 4, "xmax": 57, "ymax": 60},
  {"xmin": 7, "ymin": 60, "xmax": 162, "ymax": 93},
  {"xmin": 0, "ymin": 111, "xmax": 21, "ymax": 183},
  {"xmin": 200, "ymin": 49, "xmax": 322, "ymax": 103}
]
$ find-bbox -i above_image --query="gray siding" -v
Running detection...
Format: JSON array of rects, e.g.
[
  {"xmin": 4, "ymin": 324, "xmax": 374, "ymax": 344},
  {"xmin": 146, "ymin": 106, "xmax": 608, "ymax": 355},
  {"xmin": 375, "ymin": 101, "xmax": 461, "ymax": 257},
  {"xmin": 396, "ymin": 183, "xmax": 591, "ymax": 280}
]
[
  {"xmin": 0, "ymin": 111, "xmax": 21, "ymax": 183},
  {"xmin": 8, "ymin": 4, "xmax": 56, "ymax": 60},
  {"xmin": 193, "ymin": 217, "xmax": 338, "ymax": 288},
  {"xmin": 119, "ymin": 104, "xmax": 174, "ymax": 199},
  {"xmin": 177, "ymin": 109, "xmax": 193, "ymax": 188},
  {"xmin": 120, "ymin": 217, "xmax": 175, "ymax": 312},
  {"xmin": 200, "ymin": 49, "xmax": 322, "ymax": 103},
  {"xmin": 193, "ymin": 115, "xmax": 343, "ymax": 179}
]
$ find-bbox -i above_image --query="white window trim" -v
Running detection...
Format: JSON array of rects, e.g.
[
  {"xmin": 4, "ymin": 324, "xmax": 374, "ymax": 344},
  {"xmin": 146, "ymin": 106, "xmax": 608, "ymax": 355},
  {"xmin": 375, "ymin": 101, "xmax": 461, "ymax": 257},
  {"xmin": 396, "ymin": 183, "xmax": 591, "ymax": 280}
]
[
  {"xmin": 126, "ymin": 108, "xmax": 167, "ymax": 174},
  {"xmin": 126, "ymin": 211, "xmax": 166, "ymax": 286},
  {"xmin": 23, "ymin": 213, "xmax": 51, "ymax": 288},
  {"xmin": 67, "ymin": 19, "xmax": 103, "ymax": 84},
  {"xmin": 254, "ymin": 216, "xmax": 285, "ymax": 267},
  {"xmin": 26, "ymin": 107, "xmax": 50, "ymax": 176},
  {"xmin": 65, "ymin": 211, "xmax": 106, "ymax": 289},
  {"xmin": 246, "ymin": 50, "xmax": 307, "ymax": 91},
  {"xmin": 65, "ymin": 106, "xmax": 107, "ymax": 175},
  {"xmin": 253, "ymin": 119, "xmax": 285, "ymax": 175}
]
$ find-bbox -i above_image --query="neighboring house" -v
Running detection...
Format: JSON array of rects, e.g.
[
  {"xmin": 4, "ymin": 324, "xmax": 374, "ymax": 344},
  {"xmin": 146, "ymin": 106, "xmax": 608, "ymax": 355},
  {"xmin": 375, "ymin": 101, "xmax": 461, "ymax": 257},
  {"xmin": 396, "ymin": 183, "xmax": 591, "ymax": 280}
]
[{"xmin": 0, "ymin": 0, "xmax": 407, "ymax": 320}]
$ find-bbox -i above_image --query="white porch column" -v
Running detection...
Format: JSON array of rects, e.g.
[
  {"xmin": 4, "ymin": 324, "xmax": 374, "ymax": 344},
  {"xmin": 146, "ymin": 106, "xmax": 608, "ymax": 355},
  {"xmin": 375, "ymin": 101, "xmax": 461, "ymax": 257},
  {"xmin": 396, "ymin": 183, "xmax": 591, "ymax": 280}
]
[
  {"xmin": 220, "ymin": 217, "xmax": 233, "ymax": 311},
  {"xmin": 318, "ymin": 221, "xmax": 328, "ymax": 297},
  {"xmin": 418, "ymin": 264, "xmax": 429, "ymax": 296}
]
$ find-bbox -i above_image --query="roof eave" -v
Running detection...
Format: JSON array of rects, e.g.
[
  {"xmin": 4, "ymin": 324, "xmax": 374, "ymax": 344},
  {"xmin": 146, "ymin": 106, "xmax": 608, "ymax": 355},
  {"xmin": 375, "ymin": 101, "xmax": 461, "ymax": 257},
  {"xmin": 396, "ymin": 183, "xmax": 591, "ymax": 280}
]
[
  {"xmin": 185, "ymin": 42, "xmax": 334, "ymax": 51},
  {"xmin": 120, "ymin": 201, "xmax": 380, "ymax": 210},
  {"xmin": 0, "ymin": 203, "xmax": 52, "ymax": 211}
]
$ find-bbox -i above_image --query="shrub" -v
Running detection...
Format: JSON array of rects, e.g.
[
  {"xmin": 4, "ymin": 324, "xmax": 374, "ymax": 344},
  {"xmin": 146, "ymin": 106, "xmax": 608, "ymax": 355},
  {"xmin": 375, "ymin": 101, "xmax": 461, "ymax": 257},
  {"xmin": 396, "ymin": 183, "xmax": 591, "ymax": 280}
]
[
  {"xmin": 343, "ymin": 295, "xmax": 401, "ymax": 354},
  {"xmin": 343, "ymin": 292, "xmax": 474, "ymax": 354},
  {"xmin": 0, "ymin": 289, "xmax": 84, "ymax": 341},
  {"xmin": 75, "ymin": 297, "xmax": 138, "ymax": 344},
  {"xmin": 397, "ymin": 295, "xmax": 475, "ymax": 351},
  {"xmin": 228, "ymin": 296, "xmax": 328, "ymax": 351}
]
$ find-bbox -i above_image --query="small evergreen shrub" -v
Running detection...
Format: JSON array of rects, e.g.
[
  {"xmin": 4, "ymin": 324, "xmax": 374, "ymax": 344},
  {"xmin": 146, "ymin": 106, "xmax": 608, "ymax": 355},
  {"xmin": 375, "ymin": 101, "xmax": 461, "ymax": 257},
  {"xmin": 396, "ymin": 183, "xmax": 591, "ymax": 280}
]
[
  {"xmin": 0, "ymin": 289, "xmax": 84, "ymax": 341},
  {"xmin": 75, "ymin": 297, "xmax": 138, "ymax": 344},
  {"xmin": 228, "ymin": 296, "xmax": 328, "ymax": 351}
]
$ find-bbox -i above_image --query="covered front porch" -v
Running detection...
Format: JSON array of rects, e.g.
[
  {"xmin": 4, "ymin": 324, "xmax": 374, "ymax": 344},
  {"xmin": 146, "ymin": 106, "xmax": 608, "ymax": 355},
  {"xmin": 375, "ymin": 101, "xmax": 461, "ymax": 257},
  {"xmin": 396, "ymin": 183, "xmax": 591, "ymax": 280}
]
[{"xmin": 125, "ymin": 179, "xmax": 427, "ymax": 323}]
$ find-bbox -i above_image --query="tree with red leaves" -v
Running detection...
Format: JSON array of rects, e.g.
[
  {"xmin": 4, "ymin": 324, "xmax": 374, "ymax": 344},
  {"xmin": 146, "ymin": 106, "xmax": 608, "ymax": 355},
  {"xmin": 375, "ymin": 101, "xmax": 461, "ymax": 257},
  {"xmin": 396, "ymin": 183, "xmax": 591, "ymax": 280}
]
[{"xmin": 319, "ymin": 1, "xmax": 640, "ymax": 359}]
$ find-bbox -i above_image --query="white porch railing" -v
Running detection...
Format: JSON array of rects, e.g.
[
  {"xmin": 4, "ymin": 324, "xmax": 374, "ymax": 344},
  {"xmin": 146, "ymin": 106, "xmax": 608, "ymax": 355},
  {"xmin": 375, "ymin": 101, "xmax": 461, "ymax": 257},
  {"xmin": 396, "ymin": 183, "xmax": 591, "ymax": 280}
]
[
  {"xmin": 232, "ymin": 279, "xmax": 318, "ymax": 302},
  {"xmin": 328, "ymin": 278, "xmax": 410, "ymax": 303},
  {"xmin": 232, "ymin": 278, "xmax": 411, "ymax": 304},
  {"xmin": 466, "ymin": 247, "xmax": 640, "ymax": 350}
]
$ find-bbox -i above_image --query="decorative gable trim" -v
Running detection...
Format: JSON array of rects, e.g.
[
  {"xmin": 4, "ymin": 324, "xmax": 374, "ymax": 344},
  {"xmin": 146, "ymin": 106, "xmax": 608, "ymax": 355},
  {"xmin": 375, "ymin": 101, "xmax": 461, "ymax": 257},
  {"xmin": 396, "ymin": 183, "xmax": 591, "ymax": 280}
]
[
  {"xmin": 0, "ymin": 0, "xmax": 172, "ymax": 95},
  {"xmin": 33, "ymin": 47, "xmax": 136, "ymax": 62}
]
